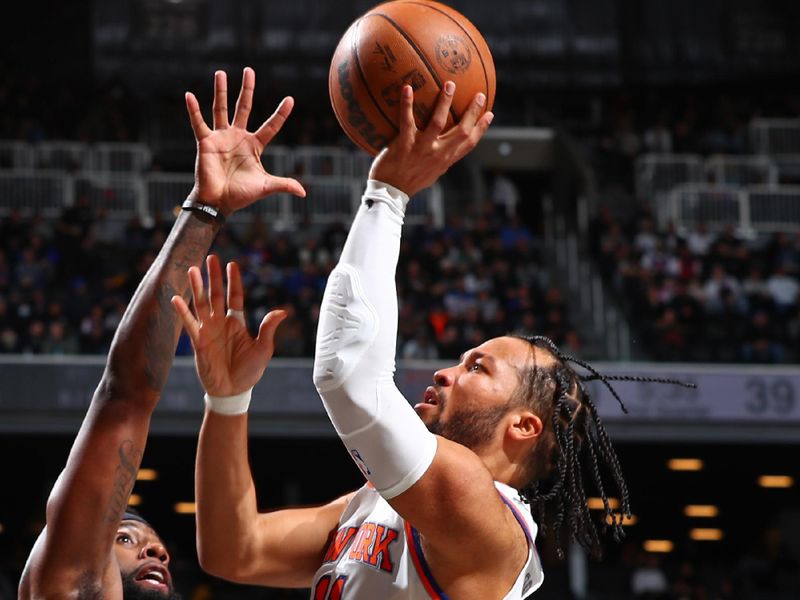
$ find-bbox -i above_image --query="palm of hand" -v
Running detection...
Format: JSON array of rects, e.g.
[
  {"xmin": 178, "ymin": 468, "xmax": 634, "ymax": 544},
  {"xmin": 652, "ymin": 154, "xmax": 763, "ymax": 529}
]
[
  {"xmin": 193, "ymin": 317, "xmax": 267, "ymax": 397},
  {"xmin": 185, "ymin": 68, "xmax": 305, "ymax": 215},
  {"xmin": 195, "ymin": 132, "xmax": 270, "ymax": 210},
  {"xmin": 172, "ymin": 256, "xmax": 285, "ymax": 399}
]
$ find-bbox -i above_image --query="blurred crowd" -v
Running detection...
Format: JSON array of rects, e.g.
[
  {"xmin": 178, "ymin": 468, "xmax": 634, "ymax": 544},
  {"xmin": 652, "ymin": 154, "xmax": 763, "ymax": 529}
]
[
  {"xmin": 579, "ymin": 89, "xmax": 800, "ymax": 194},
  {"xmin": 591, "ymin": 209, "xmax": 800, "ymax": 362},
  {"xmin": 0, "ymin": 198, "xmax": 580, "ymax": 360}
]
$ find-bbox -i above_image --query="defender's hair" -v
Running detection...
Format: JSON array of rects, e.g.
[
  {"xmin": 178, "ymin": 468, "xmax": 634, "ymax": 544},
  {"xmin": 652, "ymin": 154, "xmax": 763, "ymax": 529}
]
[{"xmin": 510, "ymin": 334, "xmax": 695, "ymax": 558}]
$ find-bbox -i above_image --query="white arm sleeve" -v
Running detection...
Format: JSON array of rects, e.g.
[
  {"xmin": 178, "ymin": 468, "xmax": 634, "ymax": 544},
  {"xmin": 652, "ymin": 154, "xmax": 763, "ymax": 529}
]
[{"xmin": 313, "ymin": 180, "xmax": 438, "ymax": 499}]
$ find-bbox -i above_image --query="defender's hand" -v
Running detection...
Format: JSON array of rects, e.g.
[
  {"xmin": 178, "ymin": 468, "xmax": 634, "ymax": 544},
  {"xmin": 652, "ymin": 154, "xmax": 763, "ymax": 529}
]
[
  {"xmin": 172, "ymin": 255, "xmax": 286, "ymax": 397},
  {"xmin": 185, "ymin": 67, "xmax": 306, "ymax": 215},
  {"xmin": 369, "ymin": 81, "xmax": 493, "ymax": 198}
]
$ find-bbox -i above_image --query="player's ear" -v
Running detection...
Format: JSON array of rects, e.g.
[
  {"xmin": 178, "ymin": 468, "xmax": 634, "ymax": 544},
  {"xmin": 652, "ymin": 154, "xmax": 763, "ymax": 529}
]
[{"xmin": 507, "ymin": 410, "xmax": 543, "ymax": 441}]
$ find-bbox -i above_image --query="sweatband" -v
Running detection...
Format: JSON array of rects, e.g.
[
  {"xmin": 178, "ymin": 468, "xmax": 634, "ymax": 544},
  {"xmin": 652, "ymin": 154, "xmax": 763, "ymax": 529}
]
[
  {"xmin": 204, "ymin": 389, "xmax": 252, "ymax": 416},
  {"xmin": 314, "ymin": 180, "xmax": 438, "ymax": 499}
]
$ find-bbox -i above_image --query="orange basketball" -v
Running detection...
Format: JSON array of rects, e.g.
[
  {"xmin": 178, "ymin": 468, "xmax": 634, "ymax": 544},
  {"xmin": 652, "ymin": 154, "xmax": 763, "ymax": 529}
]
[{"xmin": 329, "ymin": 0, "xmax": 496, "ymax": 156}]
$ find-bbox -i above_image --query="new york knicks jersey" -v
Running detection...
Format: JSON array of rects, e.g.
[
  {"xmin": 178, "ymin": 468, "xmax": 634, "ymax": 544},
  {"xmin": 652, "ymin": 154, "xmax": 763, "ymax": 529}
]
[{"xmin": 310, "ymin": 481, "xmax": 544, "ymax": 599}]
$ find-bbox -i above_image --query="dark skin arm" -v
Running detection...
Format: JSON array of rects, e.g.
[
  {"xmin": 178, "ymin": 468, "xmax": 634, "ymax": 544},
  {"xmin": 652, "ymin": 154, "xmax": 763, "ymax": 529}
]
[{"xmin": 19, "ymin": 67, "xmax": 304, "ymax": 599}]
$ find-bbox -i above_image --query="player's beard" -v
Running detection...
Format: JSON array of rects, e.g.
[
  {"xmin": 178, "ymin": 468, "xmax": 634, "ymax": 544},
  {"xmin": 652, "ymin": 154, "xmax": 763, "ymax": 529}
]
[
  {"xmin": 425, "ymin": 404, "xmax": 509, "ymax": 450},
  {"xmin": 121, "ymin": 572, "xmax": 181, "ymax": 600}
]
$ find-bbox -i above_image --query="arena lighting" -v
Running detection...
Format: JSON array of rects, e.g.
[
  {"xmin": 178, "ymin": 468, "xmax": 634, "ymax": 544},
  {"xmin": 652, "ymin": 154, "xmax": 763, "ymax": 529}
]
[
  {"xmin": 605, "ymin": 513, "xmax": 637, "ymax": 526},
  {"xmin": 136, "ymin": 468, "xmax": 158, "ymax": 481},
  {"xmin": 684, "ymin": 504, "xmax": 719, "ymax": 517},
  {"xmin": 667, "ymin": 458, "xmax": 704, "ymax": 471},
  {"xmin": 758, "ymin": 475, "xmax": 794, "ymax": 488},
  {"xmin": 127, "ymin": 494, "xmax": 143, "ymax": 507},
  {"xmin": 690, "ymin": 528, "xmax": 724, "ymax": 541},
  {"xmin": 643, "ymin": 540, "xmax": 673, "ymax": 553},
  {"xmin": 587, "ymin": 497, "xmax": 620, "ymax": 510},
  {"xmin": 174, "ymin": 502, "xmax": 196, "ymax": 514}
]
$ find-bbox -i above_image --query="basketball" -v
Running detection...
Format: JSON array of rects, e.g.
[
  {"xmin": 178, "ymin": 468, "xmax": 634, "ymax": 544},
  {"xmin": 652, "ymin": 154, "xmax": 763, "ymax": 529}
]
[{"xmin": 329, "ymin": 0, "xmax": 496, "ymax": 156}]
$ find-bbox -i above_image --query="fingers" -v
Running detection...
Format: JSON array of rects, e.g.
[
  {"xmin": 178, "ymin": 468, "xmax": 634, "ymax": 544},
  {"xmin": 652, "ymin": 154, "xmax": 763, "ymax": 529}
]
[
  {"xmin": 171, "ymin": 295, "xmax": 200, "ymax": 342},
  {"xmin": 421, "ymin": 80, "xmax": 455, "ymax": 142},
  {"xmin": 212, "ymin": 70, "xmax": 229, "ymax": 129},
  {"xmin": 397, "ymin": 85, "xmax": 417, "ymax": 137},
  {"xmin": 206, "ymin": 255, "xmax": 225, "ymax": 317},
  {"xmin": 264, "ymin": 175, "xmax": 307, "ymax": 198},
  {"xmin": 256, "ymin": 309, "xmax": 288, "ymax": 354},
  {"xmin": 185, "ymin": 92, "xmax": 212, "ymax": 141},
  {"xmin": 226, "ymin": 261, "xmax": 244, "ymax": 312},
  {"xmin": 454, "ymin": 91, "xmax": 487, "ymax": 133},
  {"xmin": 233, "ymin": 66, "xmax": 255, "ymax": 129},
  {"xmin": 254, "ymin": 96, "xmax": 294, "ymax": 147},
  {"xmin": 188, "ymin": 265, "xmax": 210, "ymax": 321},
  {"xmin": 453, "ymin": 110, "xmax": 494, "ymax": 162}
]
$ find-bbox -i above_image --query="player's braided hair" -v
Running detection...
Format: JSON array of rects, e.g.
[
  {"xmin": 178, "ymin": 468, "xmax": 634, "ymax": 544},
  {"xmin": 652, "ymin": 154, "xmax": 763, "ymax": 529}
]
[{"xmin": 509, "ymin": 334, "xmax": 695, "ymax": 559}]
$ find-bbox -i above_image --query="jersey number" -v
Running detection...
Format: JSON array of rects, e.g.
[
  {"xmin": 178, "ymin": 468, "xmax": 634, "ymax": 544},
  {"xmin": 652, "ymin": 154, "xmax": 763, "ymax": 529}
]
[{"xmin": 314, "ymin": 575, "xmax": 347, "ymax": 600}]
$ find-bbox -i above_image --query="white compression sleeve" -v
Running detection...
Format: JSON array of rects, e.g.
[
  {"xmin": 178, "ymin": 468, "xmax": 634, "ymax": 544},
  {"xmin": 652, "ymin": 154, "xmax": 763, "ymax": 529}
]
[{"xmin": 313, "ymin": 180, "xmax": 438, "ymax": 499}]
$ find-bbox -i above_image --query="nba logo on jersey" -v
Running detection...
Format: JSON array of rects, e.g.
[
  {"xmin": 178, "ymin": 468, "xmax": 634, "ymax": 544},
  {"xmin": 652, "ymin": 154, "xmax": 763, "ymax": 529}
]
[{"xmin": 350, "ymin": 448, "xmax": 371, "ymax": 476}]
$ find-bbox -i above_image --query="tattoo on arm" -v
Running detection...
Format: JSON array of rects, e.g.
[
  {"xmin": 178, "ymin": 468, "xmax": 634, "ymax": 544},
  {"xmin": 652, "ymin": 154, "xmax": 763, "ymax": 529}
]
[
  {"xmin": 143, "ymin": 283, "xmax": 180, "ymax": 390},
  {"xmin": 138, "ymin": 214, "xmax": 220, "ymax": 391},
  {"xmin": 105, "ymin": 440, "xmax": 142, "ymax": 523}
]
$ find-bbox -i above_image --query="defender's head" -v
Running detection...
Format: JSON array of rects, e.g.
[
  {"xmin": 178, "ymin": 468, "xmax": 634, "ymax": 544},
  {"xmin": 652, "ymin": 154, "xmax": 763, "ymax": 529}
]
[{"xmin": 116, "ymin": 511, "xmax": 179, "ymax": 600}]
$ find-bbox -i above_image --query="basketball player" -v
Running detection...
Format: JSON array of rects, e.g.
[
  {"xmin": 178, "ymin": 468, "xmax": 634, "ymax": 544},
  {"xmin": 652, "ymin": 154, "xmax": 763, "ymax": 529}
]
[
  {"xmin": 18, "ymin": 67, "xmax": 305, "ymax": 600},
  {"xmin": 183, "ymin": 81, "xmax": 649, "ymax": 599}
]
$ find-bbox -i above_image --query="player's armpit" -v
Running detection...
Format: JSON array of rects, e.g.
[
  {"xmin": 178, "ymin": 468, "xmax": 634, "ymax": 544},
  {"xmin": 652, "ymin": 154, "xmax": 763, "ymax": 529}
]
[{"xmin": 201, "ymin": 492, "xmax": 355, "ymax": 588}]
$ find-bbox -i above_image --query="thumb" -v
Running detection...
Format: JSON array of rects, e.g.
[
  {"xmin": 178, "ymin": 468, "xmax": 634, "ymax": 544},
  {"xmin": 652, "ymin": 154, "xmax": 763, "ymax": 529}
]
[
  {"xmin": 256, "ymin": 309, "xmax": 288, "ymax": 354},
  {"xmin": 265, "ymin": 176, "xmax": 306, "ymax": 198}
]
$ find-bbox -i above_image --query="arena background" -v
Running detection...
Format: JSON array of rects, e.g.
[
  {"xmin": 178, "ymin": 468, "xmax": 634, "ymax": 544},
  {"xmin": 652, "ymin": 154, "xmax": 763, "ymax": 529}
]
[{"xmin": 0, "ymin": 0, "xmax": 799, "ymax": 598}]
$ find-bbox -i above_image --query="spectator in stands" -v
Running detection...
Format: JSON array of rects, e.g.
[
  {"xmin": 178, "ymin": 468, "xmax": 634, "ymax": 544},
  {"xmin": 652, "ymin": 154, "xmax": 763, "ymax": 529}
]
[
  {"xmin": 401, "ymin": 330, "xmax": 439, "ymax": 360},
  {"xmin": 766, "ymin": 266, "xmax": 800, "ymax": 313},
  {"xmin": 742, "ymin": 310, "xmax": 785, "ymax": 363},
  {"xmin": 686, "ymin": 222, "xmax": 714, "ymax": 257},
  {"xmin": 642, "ymin": 113, "xmax": 673, "ymax": 154},
  {"xmin": 630, "ymin": 553, "xmax": 669, "ymax": 599},
  {"xmin": 489, "ymin": 169, "xmax": 520, "ymax": 217},
  {"xmin": 41, "ymin": 319, "xmax": 79, "ymax": 355},
  {"xmin": 703, "ymin": 265, "xmax": 745, "ymax": 314},
  {"xmin": 742, "ymin": 267, "xmax": 774, "ymax": 312},
  {"xmin": 633, "ymin": 217, "xmax": 659, "ymax": 255}
]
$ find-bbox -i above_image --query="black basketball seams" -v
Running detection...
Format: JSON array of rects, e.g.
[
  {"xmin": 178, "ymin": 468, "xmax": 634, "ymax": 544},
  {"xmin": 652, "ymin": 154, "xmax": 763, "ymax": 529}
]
[
  {"xmin": 352, "ymin": 18, "xmax": 399, "ymax": 138},
  {"xmin": 396, "ymin": 0, "xmax": 491, "ymax": 104},
  {"xmin": 370, "ymin": 12, "xmax": 460, "ymax": 124}
]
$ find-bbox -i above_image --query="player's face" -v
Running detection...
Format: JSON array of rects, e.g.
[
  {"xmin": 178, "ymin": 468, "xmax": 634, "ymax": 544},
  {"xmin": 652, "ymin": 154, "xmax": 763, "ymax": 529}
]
[
  {"xmin": 115, "ymin": 520, "xmax": 178, "ymax": 600},
  {"xmin": 416, "ymin": 336, "xmax": 541, "ymax": 450}
]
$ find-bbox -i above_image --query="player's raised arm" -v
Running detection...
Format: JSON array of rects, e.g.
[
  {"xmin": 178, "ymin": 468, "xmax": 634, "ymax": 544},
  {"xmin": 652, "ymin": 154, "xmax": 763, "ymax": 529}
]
[
  {"xmin": 20, "ymin": 67, "xmax": 304, "ymax": 599},
  {"xmin": 176, "ymin": 257, "xmax": 352, "ymax": 588},
  {"xmin": 311, "ymin": 83, "xmax": 536, "ymax": 596}
]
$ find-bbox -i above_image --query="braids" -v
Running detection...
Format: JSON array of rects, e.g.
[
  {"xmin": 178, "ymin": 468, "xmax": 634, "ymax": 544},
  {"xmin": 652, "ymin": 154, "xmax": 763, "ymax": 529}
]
[{"xmin": 510, "ymin": 334, "xmax": 695, "ymax": 559}]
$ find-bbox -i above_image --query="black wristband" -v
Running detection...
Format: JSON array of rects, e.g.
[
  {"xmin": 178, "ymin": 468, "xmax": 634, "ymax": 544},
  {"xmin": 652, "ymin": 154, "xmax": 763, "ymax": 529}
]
[{"xmin": 182, "ymin": 199, "xmax": 226, "ymax": 223}]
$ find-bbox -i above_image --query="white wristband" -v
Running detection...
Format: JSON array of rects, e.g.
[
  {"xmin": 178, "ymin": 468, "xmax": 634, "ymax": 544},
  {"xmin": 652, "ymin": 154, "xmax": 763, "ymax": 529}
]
[{"xmin": 204, "ymin": 389, "xmax": 253, "ymax": 416}]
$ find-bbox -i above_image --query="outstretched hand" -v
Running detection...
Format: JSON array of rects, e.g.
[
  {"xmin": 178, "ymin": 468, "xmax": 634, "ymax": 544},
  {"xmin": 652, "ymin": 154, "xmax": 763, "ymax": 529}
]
[
  {"xmin": 172, "ymin": 255, "xmax": 286, "ymax": 398},
  {"xmin": 369, "ymin": 81, "xmax": 493, "ymax": 198},
  {"xmin": 185, "ymin": 67, "xmax": 306, "ymax": 216}
]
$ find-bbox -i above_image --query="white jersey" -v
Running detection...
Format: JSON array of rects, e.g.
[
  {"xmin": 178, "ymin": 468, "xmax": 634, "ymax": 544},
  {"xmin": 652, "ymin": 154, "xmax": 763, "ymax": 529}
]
[{"xmin": 310, "ymin": 481, "xmax": 544, "ymax": 599}]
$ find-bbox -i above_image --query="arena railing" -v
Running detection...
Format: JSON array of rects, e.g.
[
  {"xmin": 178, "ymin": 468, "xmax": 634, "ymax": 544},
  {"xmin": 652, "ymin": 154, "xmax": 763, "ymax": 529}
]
[
  {"xmin": 0, "ymin": 141, "xmax": 35, "ymax": 170},
  {"xmin": 635, "ymin": 153, "xmax": 705, "ymax": 200},
  {"xmin": 750, "ymin": 118, "xmax": 800, "ymax": 155},
  {"xmin": 0, "ymin": 169, "xmax": 443, "ymax": 228},
  {"xmin": 660, "ymin": 183, "xmax": 800, "ymax": 233},
  {"xmin": 705, "ymin": 154, "xmax": 778, "ymax": 186},
  {"xmin": 636, "ymin": 153, "xmax": 784, "ymax": 201}
]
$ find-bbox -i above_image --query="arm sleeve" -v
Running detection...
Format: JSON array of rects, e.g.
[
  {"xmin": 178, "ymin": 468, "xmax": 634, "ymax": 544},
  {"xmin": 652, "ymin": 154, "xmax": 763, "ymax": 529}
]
[{"xmin": 313, "ymin": 180, "xmax": 438, "ymax": 499}]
